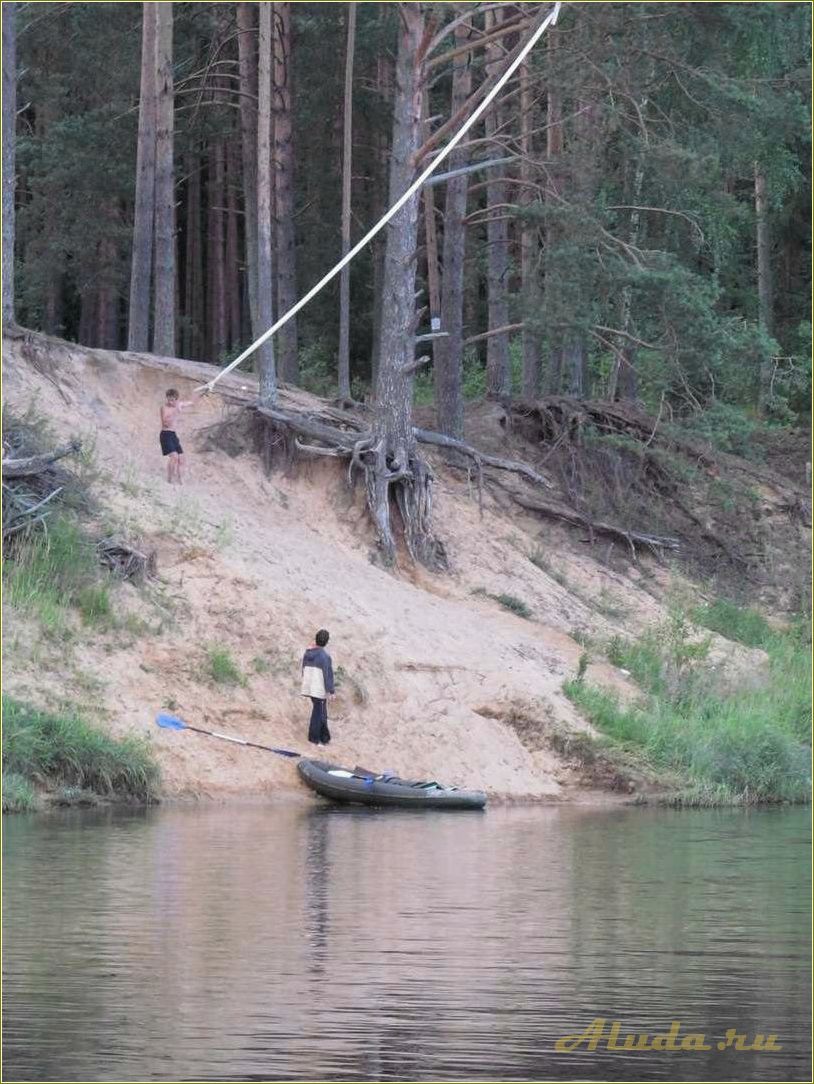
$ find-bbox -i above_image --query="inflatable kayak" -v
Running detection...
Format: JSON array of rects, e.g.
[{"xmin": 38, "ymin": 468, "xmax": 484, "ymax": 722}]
[{"xmin": 297, "ymin": 758, "xmax": 487, "ymax": 810}]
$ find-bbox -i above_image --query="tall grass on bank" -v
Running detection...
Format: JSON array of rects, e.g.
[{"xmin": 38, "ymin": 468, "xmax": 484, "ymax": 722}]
[
  {"xmin": 565, "ymin": 607, "xmax": 811, "ymax": 806},
  {"xmin": 2, "ymin": 695, "xmax": 160, "ymax": 807},
  {"xmin": 2, "ymin": 772, "xmax": 36, "ymax": 813},
  {"xmin": 4, "ymin": 515, "xmax": 112, "ymax": 631}
]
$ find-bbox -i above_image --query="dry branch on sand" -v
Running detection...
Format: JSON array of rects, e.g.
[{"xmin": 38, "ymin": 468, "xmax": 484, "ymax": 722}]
[
  {"xmin": 97, "ymin": 537, "xmax": 157, "ymax": 582},
  {"xmin": 2, "ymin": 438, "xmax": 83, "ymax": 542}
]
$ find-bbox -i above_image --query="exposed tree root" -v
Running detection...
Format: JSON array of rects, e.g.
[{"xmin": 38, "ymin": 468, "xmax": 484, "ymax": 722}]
[
  {"xmin": 204, "ymin": 400, "xmax": 691, "ymax": 566},
  {"xmin": 500, "ymin": 485, "xmax": 680, "ymax": 555}
]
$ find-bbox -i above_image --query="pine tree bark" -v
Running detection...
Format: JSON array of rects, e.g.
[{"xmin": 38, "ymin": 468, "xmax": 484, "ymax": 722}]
[
  {"xmin": 519, "ymin": 57, "xmax": 542, "ymax": 399},
  {"xmin": 484, "ymin": 6, "xmax": 510, "ymax": 399},
  {"xmin": 183, "ymin": 149, "xmax": 202, "ymax": 357},
  {"xmin": 434, "ymin": 17, "xmax": 472, "ymax": 439},
  {"xmin": 543, "ymin": 29, "xmax": 563, "ymax": 394},
  {"xmin": 609, "ymin": 158, "xmax": 644, "ymax": 402},
  {"xmin": 256, "ymin": 1, "xmax": 277, "ymax": 404},
  {"xmin": 272, "ymin": 1, "xmax": 298, "ymax": 383},
  {"xmin": 2, "ymin": 1, "xmax": 16, "ymax": 326},
  {"xmin": 369, "ymin": 41, "xmax": 393, "ymax": 392},
  {"xmin": 755, "ymin": 163, "xmax": 774, "ymax": 413},
  {"xmin": 128, "ymin": 2, "xmax": 158, "ymax": 351},
  {"xmin": 369, "ymin": 2, "xmax": 444, "ymax": 569},
  {"xmin": 152, "ymin": 1, "xmax": 175, "ymax": 356},
  {"xmin": 226, "ymin": 144, "xmax": 242, "ymax": 350},
  {"xmin": 208, "ymin": 141, "xmax": 227, "ymax": 361},
  {"xmin": 337, "ymin": 1, "xmax": 357, "ymax": 400},
  {"xmin": 237, "ymin": 2, "xmax": 259, "ymax": 336}
]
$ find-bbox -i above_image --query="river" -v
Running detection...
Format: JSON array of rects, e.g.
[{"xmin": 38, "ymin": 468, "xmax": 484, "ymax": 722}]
[{"xmin": 3, "ymin": 803, "xmax": 810, "ymax": 1081}]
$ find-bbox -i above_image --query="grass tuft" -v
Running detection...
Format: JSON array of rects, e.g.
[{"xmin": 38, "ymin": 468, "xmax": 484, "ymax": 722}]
[
  {"xmin": 693, "ymin": 598, "xmax": 773, "ymax": 648},
  {"xmin": 493, "ymin": 593, "xmax": 533, "ymax": 619},
  {"xmin": 206, "ymin": 646, "xmax": 246, "ymax": 686}
]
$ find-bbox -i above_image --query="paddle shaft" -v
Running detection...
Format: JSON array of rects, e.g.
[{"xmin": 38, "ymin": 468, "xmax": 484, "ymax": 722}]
[{"xmin": 182, "ymin": 723, "xmax": 300, "ymax": 758}]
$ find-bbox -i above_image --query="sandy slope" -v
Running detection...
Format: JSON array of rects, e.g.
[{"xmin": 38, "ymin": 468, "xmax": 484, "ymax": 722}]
[{"xmin": 2, "ymin": 332, "xmax": 758, "ymax": 801}]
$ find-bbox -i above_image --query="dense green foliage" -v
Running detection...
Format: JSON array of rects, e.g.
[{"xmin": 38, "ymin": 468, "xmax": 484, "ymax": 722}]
[
  {"xmin": 9, "ymin": 2, "xmax": 810, "ymax": 423},
  {"xmin": 566, "ymin": 607, "xmax": 811, "ymax": 806},
  {"xmin": 2, "ymin": 695, "xmax": 161, "ymax": 806}
]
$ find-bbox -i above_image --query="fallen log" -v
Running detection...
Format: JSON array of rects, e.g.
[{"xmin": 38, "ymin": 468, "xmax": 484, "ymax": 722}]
[{"xmin": 2, "ymin": 439, "xmax": 82, "ymax": 478}]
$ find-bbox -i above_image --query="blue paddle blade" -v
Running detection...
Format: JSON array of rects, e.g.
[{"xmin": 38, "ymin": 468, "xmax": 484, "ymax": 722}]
[{"xmin": 155, "ymin": 712, "xmax": 188, "ymax": 731}]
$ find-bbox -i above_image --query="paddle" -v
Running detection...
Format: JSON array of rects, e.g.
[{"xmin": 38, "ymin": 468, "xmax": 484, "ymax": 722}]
[{"xmin": 155, "ymin": 712, "xmax": 301, "ymax": 758}]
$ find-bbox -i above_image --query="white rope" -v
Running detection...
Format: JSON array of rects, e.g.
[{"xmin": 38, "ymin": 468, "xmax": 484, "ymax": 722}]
[{"xmin": 199, "ymin": 1, "xmax": 561, "ymax": 394}]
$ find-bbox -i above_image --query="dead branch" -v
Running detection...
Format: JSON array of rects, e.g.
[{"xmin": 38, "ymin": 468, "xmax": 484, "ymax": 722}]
[
  {"xmin": 97, "ymin": 537, "xmax": 157, "ymax": 582},
  {"xmin": 2, "ymin": 439, "xmax": 81, "ymax": 478}
]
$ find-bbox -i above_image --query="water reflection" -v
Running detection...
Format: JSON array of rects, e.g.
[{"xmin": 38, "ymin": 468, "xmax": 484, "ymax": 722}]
[{"xmin": 3, "ymin": 803, "xmax": 810, "ymax": 1081}]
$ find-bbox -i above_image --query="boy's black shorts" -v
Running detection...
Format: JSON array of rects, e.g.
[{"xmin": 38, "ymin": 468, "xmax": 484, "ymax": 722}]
[{"xmin": 160, "ymin": 430, "xmax": 183, "ymax": 456}]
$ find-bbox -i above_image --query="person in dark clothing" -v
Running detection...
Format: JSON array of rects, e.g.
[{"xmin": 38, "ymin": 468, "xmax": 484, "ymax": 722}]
[{"xmin": 301, "ymin": 628, "xmax": 335, "ymax": 745}]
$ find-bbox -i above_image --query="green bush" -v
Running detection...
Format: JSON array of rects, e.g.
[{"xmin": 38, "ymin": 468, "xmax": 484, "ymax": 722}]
[
  {"xmin": 679, "ymin": 402, "xmax": 768, "ymax": 460},
  {"xmin": 2, "ymin": 695, "xmax": 160, "ymax": 802}
]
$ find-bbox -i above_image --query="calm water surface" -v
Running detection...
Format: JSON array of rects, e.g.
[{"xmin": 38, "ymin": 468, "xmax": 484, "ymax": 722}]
[{"xmin": 3, "ymin": 803, "xmax": 811, "ymax": 1081}]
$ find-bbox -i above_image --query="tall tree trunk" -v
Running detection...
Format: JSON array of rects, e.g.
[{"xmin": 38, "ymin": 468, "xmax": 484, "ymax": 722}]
[
  {"xmin": 272, "ymin": 1, "xmax": 298, "ymax": 383},
  {"xmin": 152, "ymin": 1, "xmax": 175, "ymax": 356},
  {"xmin": 609, "ymin": 158, "xmax": 644, "ymax": 402},
  {"xmin": 79, "ymin": 289, "xmax": 97, "ymax": 346},
  {"xmin": 2, "ymin": 1, "xmax": 16, "ymax": 325},
  {"xmin": 369, "ymin": 3, "xmax": 444, "ymax": 570},
  {"xmin": 183, "ymin": 149, "xmax": 201, "ymax": 357},
  {"xmin": 97, "ymin": 209, "xmax": 119, "ymax": 349},
  {"xmin": 237, "ymin": 1, "xmax": 259, "ymax": 336},
  {"xmin": 755, "ymin": 162, "xmax": 774, "ymax": 413},
  {"xmin": 208, "ymin": 141, "xmax": 227, "ymax": 361},
  {"xmin": 337, "ymin": 1, "xmax": 357, "ymax": 400},
  {"xmin": 369, "ymin": 42, "xmax": 393, "ymax": 393},
  {"xmin": 43, "ymin": 271, "xmax": 63, "ymax": 337},
  {"xmin": 128, "ymin": 2, "xmax": 157, "ymax": 351},
  {"xmin": 484, "ymin": 6, "xmax": 510, "ymax": 399},
  {"xmin": 519, "ymin": 57, "xmax": 542, "ymax": 399},
  {"xmin": 543, "ymin": 29, "xmax": 563, "ymax": 394},
  {"xmin": 256, "ymin": 1, "xmax": 277, "ymax": 404},
  {"xmin": 226, "ymin": 144, "xmax": 241, "ymax": 350},
  {"xmin": 434, "ymin": 17, "xmax": 472, "ymax": 438}
]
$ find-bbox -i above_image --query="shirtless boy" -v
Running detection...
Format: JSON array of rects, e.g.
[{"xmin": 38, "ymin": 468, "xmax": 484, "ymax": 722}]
[{"xmin": 159, "ymin": 389, "xmax": 195, "ymax": 484}]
